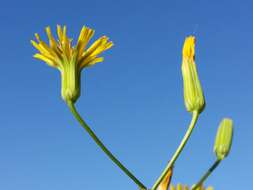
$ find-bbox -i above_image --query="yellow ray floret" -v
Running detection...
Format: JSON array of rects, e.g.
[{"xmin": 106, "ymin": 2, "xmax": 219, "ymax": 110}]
[
  {"xmin": 31, "ymin": 25, "xmax": 113, "ymax": 70},
  {"xmin": 182, "ymin": 36, "xmax": 195, "ymax": 61}
]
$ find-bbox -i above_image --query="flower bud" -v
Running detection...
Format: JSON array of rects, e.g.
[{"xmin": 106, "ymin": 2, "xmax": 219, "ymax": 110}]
[
  {"xmin": 157, "ymin": 167, "xmax": 173, "ymax": 190},
  {"xmin": 214, "ymin": 118, "xmax": 233, "ymax": 160},
  {"xmin": 181, "ymin": 36, "xmax": 205, "ymax": 113}
]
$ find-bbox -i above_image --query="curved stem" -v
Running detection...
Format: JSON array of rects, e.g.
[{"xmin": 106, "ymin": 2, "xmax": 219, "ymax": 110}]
[
  {"xmin": 152, "ymin": 111, "xmax": 199, "ymax": 190},
  {"xmin": 66, "ymin": 100, "xmax": 146, "ymax": 189},
  {"xmin": 191, "ymin": 159, "xmax": 221, "ymax": 190}
]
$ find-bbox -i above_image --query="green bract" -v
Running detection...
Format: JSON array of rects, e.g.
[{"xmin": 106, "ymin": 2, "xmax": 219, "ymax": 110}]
[{"xmin": 61, "ymin": 55, "xmax": 81, "ymax": 102}]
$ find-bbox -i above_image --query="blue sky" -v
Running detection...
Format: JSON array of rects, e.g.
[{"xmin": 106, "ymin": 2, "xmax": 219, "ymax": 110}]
[{"xmin": 0, "ymin": 0, "xmax": 252, "ymax": 189}]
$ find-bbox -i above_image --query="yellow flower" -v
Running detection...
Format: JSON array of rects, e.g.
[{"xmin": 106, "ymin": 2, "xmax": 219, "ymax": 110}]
[
  {"xmin": 31, "ymin": 25, "xmax": 113, "ymax": 102},
  {"xmin": 181, "ymin": 36, "xmax": 205, "ymax": 113}
]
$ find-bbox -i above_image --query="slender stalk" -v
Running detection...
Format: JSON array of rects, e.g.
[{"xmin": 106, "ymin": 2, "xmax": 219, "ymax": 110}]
[
  {"xmin": 66, "ymin": 100, "xmax": 146, "ymax": 189},
  {"xmin": 191, "ymin": 159, "xmax": 221, "ymax": 190},
  {"xmin": 152, "ymin": 111, "xmax": 199, "ymax": 190}
]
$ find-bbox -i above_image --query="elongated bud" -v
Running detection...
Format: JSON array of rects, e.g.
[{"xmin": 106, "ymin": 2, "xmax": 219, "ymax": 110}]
[
  {"xmin": 181, "ymin": 36, "xmax": 205, "ymax": 113},
  {"xmin": 157, "ymin": 167, "xmax": 173, "ymax": 190},
  {"xmin": 214, "ymin": 118, "xmax": 233, "ymax": 160}
]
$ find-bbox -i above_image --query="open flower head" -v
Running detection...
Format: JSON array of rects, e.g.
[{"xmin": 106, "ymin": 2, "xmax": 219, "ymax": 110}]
[
  {"xmin": 181, "ymin": 36, "xmax": 205, "ymax": 113},
  {"xmin": 31, "ymin": 25, "xmax": 113, "ymax": 102}
]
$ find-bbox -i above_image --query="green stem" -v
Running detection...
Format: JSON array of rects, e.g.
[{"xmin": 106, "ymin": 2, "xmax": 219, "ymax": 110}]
[
  {"xmin": 191, "ymin": 159, "xmax": 221, "ymax": 190},
  {"xmin": 66, "ymin": 100, "xmax": 146, "ymax": 190},
  {"xmin": 152, "ymin": 111, "xmax": 199, "ymax": 190}
]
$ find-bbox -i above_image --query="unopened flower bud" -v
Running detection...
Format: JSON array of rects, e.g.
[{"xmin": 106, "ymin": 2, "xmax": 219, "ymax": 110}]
[
  {"xmin": 214, "ymin": 118, "xmax": 233, "ymax": 160},
  {"xmin": 181, "ymin": 36, "xmax": 205, "ymax": 113},
  {"xmin": 157, "ymin": 167, "xmax": 173, "ymax": 190}
]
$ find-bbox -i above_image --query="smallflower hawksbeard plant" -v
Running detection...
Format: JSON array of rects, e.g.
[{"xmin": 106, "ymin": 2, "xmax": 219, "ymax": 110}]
[{"xmin": 31, "ymin": 25, "xmax": 234, "ymax": 190}]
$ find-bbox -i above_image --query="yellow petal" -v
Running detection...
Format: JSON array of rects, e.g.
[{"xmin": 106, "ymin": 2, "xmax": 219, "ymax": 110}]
[
  {"xmin": 80, "ymin": 56, "xmax": 104, "ymax": 68},
  {"xmin": 33, "ymin": 33, "xmax": 56, "ymax": 57},
  {"xmin": 76, "ymin": 26, "xmax": 95, "ymax": 59},
  {"xmin": 31, "ymin": 40, "xmax": 42, "ymax": 51},
  {"xmin": 177, "ymin": 184, "xmax": 183, "ymax": 190},
  {"xmin": 34, "ymin": 33, "xmax": 41, "ymax": 42},
  {"xmin": 57, "ymin": 25, "xmax": 63, "ymax": 43},
  {"xmin": 61, "ymin": 25, "xmax": 72, "ymax": 60},
  {"xmin": 79, "ymin": 36, "xmax": 113, "ymax": 68},
  {"xmin": 45, "ymin": 26, "xmax": 63, "ymax": 59},
  {"xmin": 34, "ymin": 33, "xmax": 55, "ymax": 55},
  {"xmin": 170, "ymin": 185, "xmax": 175, "ymax": 190},
  {"xmin": 83, "ymin": 36, "xmax": 107, "ymax": 56},
  {"xmin": 86, "ymin": 57, "xmax": 104, "ymax": 67},
  {"xmin": 89, "ymin": 36, "xmax": 113, "ymax": 57},
  {"xmin": 45, "ymin": 26, "xmax": 57, "ymax": 48},
  {"xmin": 31, "ymin": 40, "xmax": 53, "ymax": 59},
  {"xmin": 89, "ymin": 40, "xmax": 113, "ymax": 57},
  {"xmin": 33, "ymin": 53, "xmax": 58, "ymax": 68},
  {"xmin": 182, "ymin": 36, "xmax": 195, "ymax": 61}
]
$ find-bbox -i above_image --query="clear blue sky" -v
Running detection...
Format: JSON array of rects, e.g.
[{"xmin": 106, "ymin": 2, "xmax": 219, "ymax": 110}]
[{"xmin": 0, "ymin": 0, "xmax": 252, "ymax": 189}]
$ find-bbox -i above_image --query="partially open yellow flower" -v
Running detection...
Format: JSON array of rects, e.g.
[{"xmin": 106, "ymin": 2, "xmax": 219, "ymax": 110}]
[
  {"xmin": 181, "ymin": 36, "xmax": 205, "ymax": 113},
  {"xmin": 31, "ymin": 25, "xmax": 113, "ymax": 102},
  {"xmin": 157, "ymin": 167, "xmax": 173, "ymax": 190}
]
